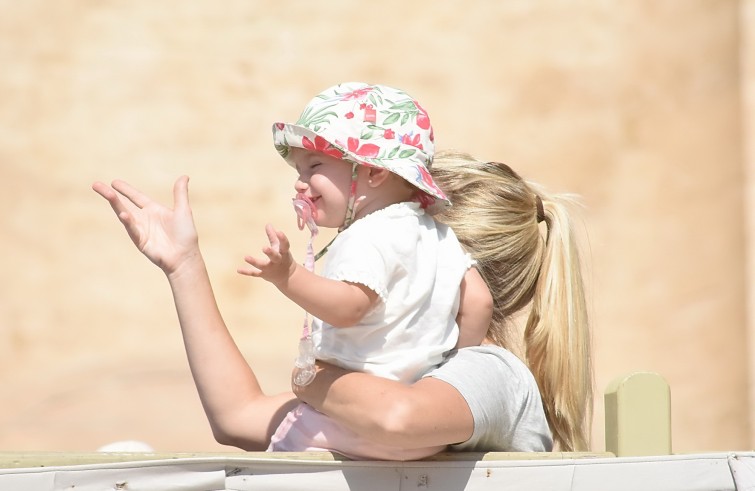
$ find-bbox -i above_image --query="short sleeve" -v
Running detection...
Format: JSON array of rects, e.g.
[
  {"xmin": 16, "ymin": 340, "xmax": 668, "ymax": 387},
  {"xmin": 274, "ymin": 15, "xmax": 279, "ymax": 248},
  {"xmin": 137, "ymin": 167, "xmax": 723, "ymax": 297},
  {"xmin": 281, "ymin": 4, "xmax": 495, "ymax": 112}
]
[
  {"xmin": 321, "ymin": 230, "xmax": 395, "ymax": 302},
  {"xmin": 425, "ymin": 346, "xmax": 553, "ymax": 452}
]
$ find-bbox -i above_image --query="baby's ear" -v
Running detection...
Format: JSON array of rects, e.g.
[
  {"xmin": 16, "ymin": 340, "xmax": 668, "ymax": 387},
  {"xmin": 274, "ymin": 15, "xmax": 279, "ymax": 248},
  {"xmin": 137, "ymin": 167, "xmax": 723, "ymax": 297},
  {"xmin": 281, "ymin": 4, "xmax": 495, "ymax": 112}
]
[{"xmin": 367, "ymin": 167, "xmax": 392, "ymax": 187}]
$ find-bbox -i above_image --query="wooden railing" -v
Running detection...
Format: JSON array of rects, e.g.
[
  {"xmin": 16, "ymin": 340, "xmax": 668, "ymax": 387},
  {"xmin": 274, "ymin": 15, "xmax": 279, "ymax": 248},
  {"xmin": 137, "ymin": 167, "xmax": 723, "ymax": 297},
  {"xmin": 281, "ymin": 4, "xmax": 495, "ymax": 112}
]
[
  {"xmin": 12, "ymin": 374, "xmax": 743, "ymax": 491},
  {"xmin": 0, "ymin": 372, "xmax": 671, "ymax": 468},
  {"xmin": 0, "ymin": 371, "xmax": 672, "ymax": 470}
]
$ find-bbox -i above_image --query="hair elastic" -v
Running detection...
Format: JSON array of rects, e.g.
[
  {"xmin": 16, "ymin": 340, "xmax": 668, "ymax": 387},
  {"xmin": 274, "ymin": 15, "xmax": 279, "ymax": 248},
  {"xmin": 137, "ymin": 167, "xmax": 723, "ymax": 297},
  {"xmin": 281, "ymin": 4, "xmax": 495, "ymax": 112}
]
[{"xmin": 535, "ymin": 195, "xmax": 546, "ymax": 223}]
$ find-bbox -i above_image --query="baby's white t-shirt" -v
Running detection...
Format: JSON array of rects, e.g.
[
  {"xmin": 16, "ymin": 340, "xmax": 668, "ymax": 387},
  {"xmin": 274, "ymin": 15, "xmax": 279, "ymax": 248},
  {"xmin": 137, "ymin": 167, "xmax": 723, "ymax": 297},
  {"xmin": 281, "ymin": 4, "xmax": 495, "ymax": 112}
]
[{"xmin": 312, "ymin": 201, "xmax": 472, "ymax": 384}]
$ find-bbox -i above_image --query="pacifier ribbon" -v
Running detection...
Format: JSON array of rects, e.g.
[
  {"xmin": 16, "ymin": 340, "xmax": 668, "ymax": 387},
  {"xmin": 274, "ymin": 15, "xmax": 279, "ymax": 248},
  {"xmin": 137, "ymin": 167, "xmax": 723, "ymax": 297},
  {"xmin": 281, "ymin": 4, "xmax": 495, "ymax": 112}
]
[{"xmin": 291, "ymin": 193, "xmax": 318, "ymax": 386}]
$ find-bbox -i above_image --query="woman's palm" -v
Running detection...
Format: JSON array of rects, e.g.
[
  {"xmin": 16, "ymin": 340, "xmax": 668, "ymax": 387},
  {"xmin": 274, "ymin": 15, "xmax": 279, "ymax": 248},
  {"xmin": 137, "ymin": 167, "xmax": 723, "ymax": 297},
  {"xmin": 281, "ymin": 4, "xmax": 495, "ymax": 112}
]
[{"xmin": 93, "ymin": 176, "xmax": 199, "ymax": 274}]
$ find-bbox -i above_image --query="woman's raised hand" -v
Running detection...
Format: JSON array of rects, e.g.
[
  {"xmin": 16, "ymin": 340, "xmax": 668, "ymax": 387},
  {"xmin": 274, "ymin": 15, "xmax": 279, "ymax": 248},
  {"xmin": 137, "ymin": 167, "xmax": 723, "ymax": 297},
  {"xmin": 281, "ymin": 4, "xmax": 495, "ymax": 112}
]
[{"xmin": 92, "ymin": 176, "xmax": 200, "ymax": 276}]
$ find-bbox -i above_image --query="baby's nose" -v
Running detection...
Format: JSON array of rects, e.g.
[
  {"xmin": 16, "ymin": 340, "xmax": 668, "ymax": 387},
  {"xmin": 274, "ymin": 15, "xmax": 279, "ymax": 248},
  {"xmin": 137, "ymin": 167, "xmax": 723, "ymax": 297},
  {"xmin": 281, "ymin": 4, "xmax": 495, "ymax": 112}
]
[{"xmin": 294, "ymin": 179, "xmax": 308, "ymax": 193}]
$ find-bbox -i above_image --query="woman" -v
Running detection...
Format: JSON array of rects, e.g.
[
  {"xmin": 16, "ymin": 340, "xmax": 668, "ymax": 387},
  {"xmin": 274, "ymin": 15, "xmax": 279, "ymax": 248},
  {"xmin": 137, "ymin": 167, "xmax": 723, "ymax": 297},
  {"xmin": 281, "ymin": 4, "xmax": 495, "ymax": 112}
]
[{"xmin": 91, "ymin": 150, "xmax": 592, "ymax": 456}]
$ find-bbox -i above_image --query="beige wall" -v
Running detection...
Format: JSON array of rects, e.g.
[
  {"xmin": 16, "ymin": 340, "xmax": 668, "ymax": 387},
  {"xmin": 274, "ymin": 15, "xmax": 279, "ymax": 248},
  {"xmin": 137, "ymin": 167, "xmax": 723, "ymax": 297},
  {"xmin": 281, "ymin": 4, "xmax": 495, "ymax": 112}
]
[
  {"xmin": 0, "ymin": 1, "xmax": 751, "ymax": 453},
  {"xmin": 743, "ymin": 0, "xmax": 755, "ymax": 447}
]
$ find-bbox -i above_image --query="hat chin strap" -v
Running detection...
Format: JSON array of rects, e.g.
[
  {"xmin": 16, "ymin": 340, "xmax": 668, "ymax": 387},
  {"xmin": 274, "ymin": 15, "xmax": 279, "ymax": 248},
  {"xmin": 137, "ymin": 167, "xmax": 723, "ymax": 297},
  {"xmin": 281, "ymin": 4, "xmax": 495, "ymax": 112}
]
[
  {"xmin": 339, "ymin": 161, "xmax": 360, "ymax": 232},
  {"xmin": 309, "ymin": 161, "xmax": 361, "ymax": 263}
]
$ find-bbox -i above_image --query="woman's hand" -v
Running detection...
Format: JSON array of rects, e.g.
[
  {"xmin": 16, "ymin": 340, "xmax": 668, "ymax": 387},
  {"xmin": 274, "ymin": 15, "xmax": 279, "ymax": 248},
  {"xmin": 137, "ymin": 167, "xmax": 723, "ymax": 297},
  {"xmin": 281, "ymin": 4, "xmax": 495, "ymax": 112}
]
[{"xmin": 92, "ymin": 176, "xmax": 199, "ymax": 276}]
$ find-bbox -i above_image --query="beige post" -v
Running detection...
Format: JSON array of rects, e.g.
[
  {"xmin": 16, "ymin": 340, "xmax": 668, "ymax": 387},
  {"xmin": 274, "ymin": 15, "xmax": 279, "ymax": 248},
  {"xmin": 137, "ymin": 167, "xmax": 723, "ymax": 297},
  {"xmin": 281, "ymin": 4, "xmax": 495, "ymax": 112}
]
[{"xmin": 605, "ymin": 372, "xmax": 672, "ymax": 457}]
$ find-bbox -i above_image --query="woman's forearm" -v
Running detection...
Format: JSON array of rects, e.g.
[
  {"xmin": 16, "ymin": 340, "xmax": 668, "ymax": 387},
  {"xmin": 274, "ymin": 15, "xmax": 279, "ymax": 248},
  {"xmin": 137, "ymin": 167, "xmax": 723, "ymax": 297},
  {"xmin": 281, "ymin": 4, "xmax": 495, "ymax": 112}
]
[
  {"xmin": 294, "ymin": 363, "xmax": 474, "ymax": 448},
  {"xmin": 92, "ymin": 178, "xmax": 296, "ymax": 449},
  {"xmin": 167, "ymin": 252, "xmax": 296, "ymax": 449}
]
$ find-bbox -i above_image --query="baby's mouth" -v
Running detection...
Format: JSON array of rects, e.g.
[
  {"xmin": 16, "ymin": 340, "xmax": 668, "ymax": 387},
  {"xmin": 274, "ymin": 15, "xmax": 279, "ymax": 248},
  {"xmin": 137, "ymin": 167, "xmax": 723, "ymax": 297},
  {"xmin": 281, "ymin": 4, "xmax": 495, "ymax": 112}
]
[{"xmin": 304, "ymin": 195, "xmax": 321, "ymax": 211}]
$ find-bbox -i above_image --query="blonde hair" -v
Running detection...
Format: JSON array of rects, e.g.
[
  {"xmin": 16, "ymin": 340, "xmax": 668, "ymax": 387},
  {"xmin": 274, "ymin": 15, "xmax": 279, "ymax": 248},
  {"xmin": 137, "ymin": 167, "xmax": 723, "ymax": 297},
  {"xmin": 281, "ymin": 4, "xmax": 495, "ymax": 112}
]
[{"xmin": 430, "ymin": 150, "xmax": 593, "ymax": 452}]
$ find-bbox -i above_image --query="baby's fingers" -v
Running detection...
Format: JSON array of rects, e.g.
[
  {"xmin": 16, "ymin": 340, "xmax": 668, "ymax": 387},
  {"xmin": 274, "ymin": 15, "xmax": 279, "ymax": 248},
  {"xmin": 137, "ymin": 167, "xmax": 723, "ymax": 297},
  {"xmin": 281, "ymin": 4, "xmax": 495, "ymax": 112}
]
[
  {"xmin": 263, "ymin": 224, "xmax": 291, "ymax": 258},
  {"xmin": 275, "ymin": 229, "xmax": 291, "ymax": 256},
  {"xmin": 237, "ymin": 255, "xmax": 265, "ymax": 277},
  {"xmin": 264, "ymin": 224, "xmax": 281, "ymax": 250},
  {"xmin": 262, "ymin": 244, "xmax": 282, "ymax": 263},
  {"xmin": 263, "ymin": 224, "xmax": 291, "ymax": 252}
]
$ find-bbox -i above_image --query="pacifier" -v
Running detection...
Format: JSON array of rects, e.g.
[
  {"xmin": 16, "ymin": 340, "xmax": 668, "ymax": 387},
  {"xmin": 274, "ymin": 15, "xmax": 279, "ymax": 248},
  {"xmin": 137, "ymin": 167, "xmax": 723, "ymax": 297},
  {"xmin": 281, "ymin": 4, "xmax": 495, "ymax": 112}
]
[
  {"xmin": 292, "ymin": 193, "xmax": 319, "ymax": 276},
  {"xmin": 293, "ymin": 194, "xmax": 318, "ymax": 233}
]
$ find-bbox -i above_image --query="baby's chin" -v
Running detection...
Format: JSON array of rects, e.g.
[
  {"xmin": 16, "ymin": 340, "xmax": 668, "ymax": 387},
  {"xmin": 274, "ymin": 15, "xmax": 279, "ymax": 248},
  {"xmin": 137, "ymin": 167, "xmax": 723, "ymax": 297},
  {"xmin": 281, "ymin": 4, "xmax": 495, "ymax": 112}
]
[
  {"xmin": 315, "ymin": 218, "xmax": 337, "ymax": 229},
  {"xmin": 315, "ymin": 214, "xmax": 347, "ymax": 229}
]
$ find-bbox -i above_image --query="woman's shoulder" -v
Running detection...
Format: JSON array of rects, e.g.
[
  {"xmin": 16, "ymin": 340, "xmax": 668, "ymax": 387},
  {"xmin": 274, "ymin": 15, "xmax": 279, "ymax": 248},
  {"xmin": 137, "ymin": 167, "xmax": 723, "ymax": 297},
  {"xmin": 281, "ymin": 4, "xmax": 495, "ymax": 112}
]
[
  {"xmin": 430, "ymin": 345, "xmax": 548, "ymax": 412},
  {"xmin": 429, "ymin": 345, "xmax": 553, "ymax": 452},
  {"xmin": 448, "ymin": 345, "xmax": 528, "ymax": 370}
]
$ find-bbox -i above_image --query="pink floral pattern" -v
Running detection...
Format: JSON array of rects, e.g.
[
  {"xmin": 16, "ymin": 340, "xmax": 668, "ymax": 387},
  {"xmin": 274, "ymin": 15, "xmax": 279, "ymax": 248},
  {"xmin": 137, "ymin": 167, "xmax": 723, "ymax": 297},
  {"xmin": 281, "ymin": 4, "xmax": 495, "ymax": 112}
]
[
  {"xmin": 302, "ymin": 135, "xmax": 344, "ymax": 159},
  {"xmin": 400, "ymin": 132, "xmax": 423, "ymax": 150},
  {"xmin": 415, "ymin": 101, "xmax": 431, "ymax": 130},
  {"xmin": 272, "ymin": 82, "xmax": 450, "ymax": 213},
  {"xmin": 341, "ymin": 86, "xmax": 374, "ymax": 100},
  {"xmin": 346, "ymin": 137, "xmax": 380, "ymax": 158}
]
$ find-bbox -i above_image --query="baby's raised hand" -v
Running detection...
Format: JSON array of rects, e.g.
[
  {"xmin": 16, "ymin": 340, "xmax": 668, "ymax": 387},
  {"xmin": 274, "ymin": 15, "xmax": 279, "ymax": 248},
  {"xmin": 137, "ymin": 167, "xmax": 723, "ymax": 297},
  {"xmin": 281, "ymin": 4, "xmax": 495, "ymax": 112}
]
[{"xmin": 238, "ymin": 224, "xmax": 296, "ymax": 286}]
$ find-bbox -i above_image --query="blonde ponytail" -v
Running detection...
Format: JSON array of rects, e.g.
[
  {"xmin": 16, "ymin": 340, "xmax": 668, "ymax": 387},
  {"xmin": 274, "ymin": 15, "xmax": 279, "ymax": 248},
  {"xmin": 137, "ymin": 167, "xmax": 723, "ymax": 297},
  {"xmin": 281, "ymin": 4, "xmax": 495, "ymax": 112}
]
[
  {"xmin": 431, "ymin": 150, "xmax": 593, "ymax": 451},
  {"xmin": 523, "ymin": 188, "xmax": 593, "ymax": 451}
]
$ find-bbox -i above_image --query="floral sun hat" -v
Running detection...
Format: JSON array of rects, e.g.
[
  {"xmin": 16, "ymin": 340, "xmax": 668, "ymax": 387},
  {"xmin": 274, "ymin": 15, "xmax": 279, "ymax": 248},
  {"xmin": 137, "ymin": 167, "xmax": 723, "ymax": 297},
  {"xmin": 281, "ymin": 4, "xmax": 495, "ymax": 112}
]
[{"xmin": 272, "ymin": 82, "xmax": 451, "ymax": 215}]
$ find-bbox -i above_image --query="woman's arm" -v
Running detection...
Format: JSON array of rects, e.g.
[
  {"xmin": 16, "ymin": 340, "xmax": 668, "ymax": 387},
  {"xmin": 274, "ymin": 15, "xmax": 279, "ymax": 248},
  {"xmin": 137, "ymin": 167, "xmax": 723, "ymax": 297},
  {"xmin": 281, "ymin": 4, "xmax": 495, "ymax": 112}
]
[
  {"xmin": 166, "ymin": 251, "xmax": 298, "ymax": 448},
  {"xmin": 92, "ymin": 177, "xmax": 297, "ymax": 449},
  {"xmin": 93, "ymin": 176, "xmax": 480, "ymax": 451},
  {"xmin": 293, "ymin": 362, "xmax": 474, "ymax": 448}
]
